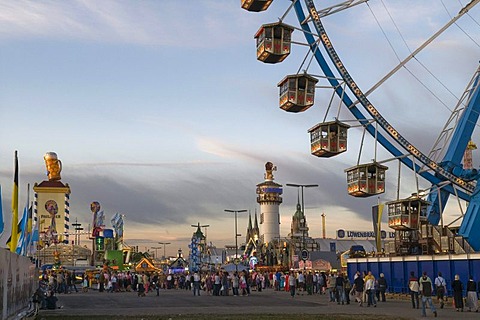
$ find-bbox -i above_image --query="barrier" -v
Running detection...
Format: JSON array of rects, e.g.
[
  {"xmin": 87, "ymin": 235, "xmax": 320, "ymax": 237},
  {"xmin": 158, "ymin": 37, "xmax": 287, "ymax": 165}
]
[
  {"xmin": 0, "ymin": 250, "xmax": 36, "ymax": 320},
  {"xmin": 347, "ymin": 253, "xmax": 480, "ymax": 295}
]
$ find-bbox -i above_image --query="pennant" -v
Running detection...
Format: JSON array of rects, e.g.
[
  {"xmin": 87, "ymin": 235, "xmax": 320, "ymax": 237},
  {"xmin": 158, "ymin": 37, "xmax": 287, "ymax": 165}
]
[{"xmin": 9, "ymin": 151, "xmax": 19, "ymax": 252}]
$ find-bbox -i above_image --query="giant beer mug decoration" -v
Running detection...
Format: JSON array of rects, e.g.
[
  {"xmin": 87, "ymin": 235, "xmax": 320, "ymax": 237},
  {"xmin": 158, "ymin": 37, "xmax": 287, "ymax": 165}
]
[{"xmin": 44, "ymin": 152, "xmax": 62, "ymax": 181}]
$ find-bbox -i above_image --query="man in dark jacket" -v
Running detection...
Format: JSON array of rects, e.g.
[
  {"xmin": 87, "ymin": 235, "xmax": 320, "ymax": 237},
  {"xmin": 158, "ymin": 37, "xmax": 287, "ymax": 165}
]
[
  {"xmin": 419, "ymin": 272, "xmax": 437, "ymax": 317},
  {"xmin": 376, "ymin": 273, "xmax": 388, "ymax": 302}
]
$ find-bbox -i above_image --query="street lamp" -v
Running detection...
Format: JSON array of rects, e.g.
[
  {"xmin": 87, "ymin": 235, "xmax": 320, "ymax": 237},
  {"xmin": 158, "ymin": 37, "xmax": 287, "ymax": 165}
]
[
  {"xmin": 72, "ymin": 218, "xmax": 82, "ymax": 246},
  {"xmin": 151, "ymin": 246, "xmax": 162, "ymax": 260},
  {"xmin": 286, "ymin": 183, "xmax": 318, "ymax": 263},
  {"xmin": 225, "ymin": 209, "xmax": 247, "ymax": 273},
  {"xmin": 158, "ymin": 242, "xmax": 171, "ymax": 260}
]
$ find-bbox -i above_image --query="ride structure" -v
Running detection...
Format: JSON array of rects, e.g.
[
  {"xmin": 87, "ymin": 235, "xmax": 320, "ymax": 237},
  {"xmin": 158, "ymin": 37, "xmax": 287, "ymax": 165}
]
[{"xmin": 242, "ymin": 0, "xmax": 480, "ymax": 254}]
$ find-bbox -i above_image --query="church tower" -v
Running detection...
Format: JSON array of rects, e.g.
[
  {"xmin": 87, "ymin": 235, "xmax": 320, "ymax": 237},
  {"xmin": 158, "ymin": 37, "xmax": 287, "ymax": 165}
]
[{"xmin": 256, "ymin": 162, "xmax": 283, "ymax": 244}]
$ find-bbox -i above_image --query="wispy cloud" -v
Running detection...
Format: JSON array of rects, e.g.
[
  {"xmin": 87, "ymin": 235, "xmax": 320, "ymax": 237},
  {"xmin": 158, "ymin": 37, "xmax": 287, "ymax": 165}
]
[{"xmin": 0, "ymin": 0, "xmax": 250, "ymax": 47}]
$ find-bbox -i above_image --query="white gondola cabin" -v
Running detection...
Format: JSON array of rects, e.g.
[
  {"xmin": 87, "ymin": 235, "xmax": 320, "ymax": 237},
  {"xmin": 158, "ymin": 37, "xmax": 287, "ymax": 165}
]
[
  {"xmin": 255, "ymin": 22, "xmax": 294, "ymax": 64},
  {"xmin": 278, "ymin": 74, "xmax": 318, "ymax": 112},
  {"xmin": 387, "ymin": 196, "xmax": 429, "ymax": 230},
  {"xmin": 308, "ymin": 120, "xmax": 350, "ymax": 157},
  {"xmin": 241, "ymin": 0, "xmax": 273, "ymax": 12},
  {"xmin": 345, "ymin": 162, "xmax": 388, "ymax": 197}
]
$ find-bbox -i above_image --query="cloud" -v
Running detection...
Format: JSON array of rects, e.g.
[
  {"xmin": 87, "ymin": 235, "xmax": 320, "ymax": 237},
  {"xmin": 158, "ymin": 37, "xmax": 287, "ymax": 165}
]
[{"xmin": 0, "ymin": 1, "xmax": 252, "ymax": 48}]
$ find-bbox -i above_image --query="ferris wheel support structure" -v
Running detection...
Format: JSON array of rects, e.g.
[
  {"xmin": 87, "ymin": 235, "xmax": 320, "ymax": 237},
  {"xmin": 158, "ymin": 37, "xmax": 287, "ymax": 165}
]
[{"xmin": 293, "ymin": 1, "xmax": 480, "ymax": 248}]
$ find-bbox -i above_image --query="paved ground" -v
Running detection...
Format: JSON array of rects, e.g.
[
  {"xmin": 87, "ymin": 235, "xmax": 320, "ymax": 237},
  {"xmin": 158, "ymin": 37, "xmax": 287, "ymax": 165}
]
[{"xmin": 38, "ymin": 288, "xmax": 479, "ymax": 319}]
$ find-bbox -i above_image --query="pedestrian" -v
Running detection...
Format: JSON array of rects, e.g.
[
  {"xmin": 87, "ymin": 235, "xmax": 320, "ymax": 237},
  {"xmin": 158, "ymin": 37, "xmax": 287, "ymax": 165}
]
[
  {"xmin": 419, "ymin": 271, "xmax": 437, "ymax": 317},
  {"xmin": 376, "ymin": 273, "xmax": 387, "ymax": 302},
  {"xmin": 335, "ymin": 272, "xmax": 346, "ymax": 305},
  {"xmin": 240, "ymin": 272, "xmax": 248, "ymax": 296},
  {"xmin": 364, "ymin": 271, "xmax": 376, "ymax": 307},
  {"xmin": 306, "ymin": 271, "xmax": 313, "ymax": 295},
  {"xmin": 434, "ymin": 272, "xmax": 446, "ymax": 309},
  {"xmin": 232, "ymin": 272, "xmax": 239, "ymax": 296},
  {"xmin": 353, "ymin": 270, "xmax": 364, "ymax": 307},
  {"xmin": 288, "ymin": 272, "xmax": 296, "ymax": 298},
  {"xmin": 343, "ymin": 274, "xmax": 351, "ymax": 305},
  {"xmin": 466, "ymin": 275, "xmax": 478, "ymax": 312},
  {"xmin": 193, "ymin": 271, "xmax": 201, "ymax": 296},
  {"xmin": 137, "ymin": 273, "xmax": 145, "ymax": 297},
  {"xmin": 408, "ymin": 271, "xmax": 420, "ymax": 309},
  {"xmin": 452, "ymin": 274, "xmax": 464, "ymax": 312},
  {"xmin": 327, "ymin": 272, "xmax": 336, "ymax": 302},
  {"xmin": 297, "ymin": 271, "xmax": 305, "ymax": 294}
]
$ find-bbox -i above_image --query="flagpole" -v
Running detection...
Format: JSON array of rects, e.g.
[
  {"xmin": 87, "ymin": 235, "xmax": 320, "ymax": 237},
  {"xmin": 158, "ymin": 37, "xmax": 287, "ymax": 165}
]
[
  {"xmin": 0, "ymin": 185, "xmax": 4, "ymax": 238},
  {"xmin": 9, "ymin": 151, "xmax": 19, "ymax": 252}
]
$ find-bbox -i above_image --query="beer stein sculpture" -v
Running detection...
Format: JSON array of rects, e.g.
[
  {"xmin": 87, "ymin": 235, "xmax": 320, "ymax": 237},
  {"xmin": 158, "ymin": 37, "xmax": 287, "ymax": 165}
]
[{"xmin": 44, "ymin": 152, "xmax": 62, "ymax": 181}]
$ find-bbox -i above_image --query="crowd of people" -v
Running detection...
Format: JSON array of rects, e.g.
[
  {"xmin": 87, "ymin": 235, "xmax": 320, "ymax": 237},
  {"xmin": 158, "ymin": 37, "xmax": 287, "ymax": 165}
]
[{"xmin": 36, "ymin": 267, "xmax": 480, "ymax": 317}]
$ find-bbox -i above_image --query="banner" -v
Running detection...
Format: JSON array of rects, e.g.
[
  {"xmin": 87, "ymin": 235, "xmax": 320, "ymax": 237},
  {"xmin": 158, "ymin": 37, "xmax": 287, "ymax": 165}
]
[{"xmin": 372, "ymin": 203, "xmax": 384, "ymax": 252}]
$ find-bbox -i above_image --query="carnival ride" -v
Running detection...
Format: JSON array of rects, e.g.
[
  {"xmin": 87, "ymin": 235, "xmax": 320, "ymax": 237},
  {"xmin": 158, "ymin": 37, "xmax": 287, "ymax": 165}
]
[{"xmin": 242, "ymin": 0, "xmax": 480, "ymax": 254}]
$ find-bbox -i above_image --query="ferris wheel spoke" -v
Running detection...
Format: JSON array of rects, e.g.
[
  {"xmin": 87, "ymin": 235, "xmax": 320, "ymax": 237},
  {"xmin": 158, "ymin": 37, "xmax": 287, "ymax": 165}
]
[{"xmin": 364, "ymin": 0, "xmax": 480, "ymax": 98}]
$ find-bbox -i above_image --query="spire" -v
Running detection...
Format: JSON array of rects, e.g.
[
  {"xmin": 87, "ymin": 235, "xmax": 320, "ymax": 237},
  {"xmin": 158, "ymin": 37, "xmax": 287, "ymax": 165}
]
[
  {"xmin": 296, "ymin": 190, "xmax": 303, "ymax": 218},
  {"xmin": 254, "ymin": 209, "xmax": 259, "ymax": 231},
  {"xmin": 248, "ymin": 211, "xmax": 253, "ymax": 231}
]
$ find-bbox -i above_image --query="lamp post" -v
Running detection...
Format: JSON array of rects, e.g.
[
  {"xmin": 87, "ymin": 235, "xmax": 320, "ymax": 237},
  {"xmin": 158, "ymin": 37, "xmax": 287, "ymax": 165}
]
[
  {"xmin": 151, "ymin": 246, "xmax": 162, "ymax": 260},
  {"xmin": 158, "ymin": 242, "xmax": 171, "ymax": 260},
  {"xmin": 286, "ymin": 183, "xmax": 318, "ymax": 266},
  {"xmin": 225, "ymin": 209, "xmax": 247, "ymax": 273}
]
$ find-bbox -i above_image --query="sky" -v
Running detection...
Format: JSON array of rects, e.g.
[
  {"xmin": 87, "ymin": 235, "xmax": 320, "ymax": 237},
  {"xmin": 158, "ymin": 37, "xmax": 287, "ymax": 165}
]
[{"xmin": 0, "ymin": 0, "xmax": 479, "ymax": 257}]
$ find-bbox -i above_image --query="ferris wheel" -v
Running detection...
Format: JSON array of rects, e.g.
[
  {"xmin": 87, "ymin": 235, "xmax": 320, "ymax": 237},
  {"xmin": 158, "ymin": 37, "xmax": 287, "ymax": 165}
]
[{"xmin": 242, "ymin": 0, "xmax": 480, "ymax": 251}]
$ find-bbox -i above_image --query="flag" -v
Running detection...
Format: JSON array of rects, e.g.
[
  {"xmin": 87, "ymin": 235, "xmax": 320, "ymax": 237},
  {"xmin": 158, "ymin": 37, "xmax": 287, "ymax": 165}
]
[
  {"xmin": 0, "ymin": 185, "xmax": 4, "ymax": 234},
  {"xmin": 15, "ymin": 205, "xmax": 28, "ymax": 255},
  {"xmin": 372, "ymin": 203, "xmax": 384, "ymax": 252},
  {"xmin": 5, "ymin": 220, "xmax": 21, "ymax": 249},
  {"xmin": 9, "ymin": 151, "xmax": 19, "ymax": 252}
]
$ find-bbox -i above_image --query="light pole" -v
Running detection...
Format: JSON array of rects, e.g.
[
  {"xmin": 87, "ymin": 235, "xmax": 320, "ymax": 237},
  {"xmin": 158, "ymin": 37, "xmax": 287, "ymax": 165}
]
[
  {"xmin": 225, "ymin": 209, "xmax": 247, "ymax": 273},
  {"xmin": 286, "ymin": 183, "xmax": 318, "ymax": 265},
  {"xmin": 151, "ymin": 246, "xmax": 162, "ymax": 260},
  {"xmin": 158, "ymin": 242, "xmax": 171, "ymax": 260}
]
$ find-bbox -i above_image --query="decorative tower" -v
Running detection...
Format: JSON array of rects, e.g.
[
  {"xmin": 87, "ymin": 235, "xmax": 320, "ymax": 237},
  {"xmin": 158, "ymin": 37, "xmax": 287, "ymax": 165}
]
[
  {"xmin": 256, "ymin": 162, "xmax": 283, "ymax": 244},
  {"xmin": 33, "ymin": 152, "xmax": 71, "ymax": 248},
  {"xmin": 188, "ymin": 223, "xmax": 205, "ymax": 272}
]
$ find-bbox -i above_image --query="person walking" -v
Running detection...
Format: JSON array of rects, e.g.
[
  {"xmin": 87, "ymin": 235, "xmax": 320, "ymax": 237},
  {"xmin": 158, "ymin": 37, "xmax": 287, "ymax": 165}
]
[
  {"xmin": 353, "ymin": 271, "xmax": 364, "ymax": 307},
  {"xmin": 344, "ymin": 274, "xmax": 352, "ymax": 305},
  {"xmin": 376, "ymin": 273, "xmax": 387, "ymax": 302},
  {"xmin": 193, "ymin": 272, "xmax": 201, "ymax": 296},
  {"xmin": 452, "ymin": 274, "xmax": 464, "ymax": 312},
  {"xmin": 434, "ymin": 272, "xmax": 446, "ymax": 309},
  {"xmin": 288, "ymin": 272, "xmax": 296, "ymax": 298},
  {"xmin": 419, "ymin": 271, "xmax": 437, "ymax": 317},
  {"xmin": 466, "ymin": 275, "xmax": 478, "ymax": 312},
  {"xmin": 364, "ymin": 271, "xmax": 376, "ymax": 307},
  {"xmin": 327, "ymin": 272, "xmax": 336, "ymax": 302},
  {"xmin": 335, "ymin": 272, "xmax": 346, "ymax": 305},
  {"xmin": 409, "ymin": 271, "xmax": 420, "ymax": 309}
]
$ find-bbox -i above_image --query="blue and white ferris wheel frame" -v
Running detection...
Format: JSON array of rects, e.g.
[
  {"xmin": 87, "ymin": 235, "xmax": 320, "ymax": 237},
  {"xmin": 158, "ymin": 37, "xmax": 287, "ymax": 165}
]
[{"xmin": 291, "ymin": 0, "xmax": 480, "ymax": 248}]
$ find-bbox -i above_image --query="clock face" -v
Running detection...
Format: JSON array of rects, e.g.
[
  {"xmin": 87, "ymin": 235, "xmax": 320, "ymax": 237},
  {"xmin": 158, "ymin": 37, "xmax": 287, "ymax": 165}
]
[{"xmin": 45, "ymin": 200, "xmax": 58, "ymax": 215}]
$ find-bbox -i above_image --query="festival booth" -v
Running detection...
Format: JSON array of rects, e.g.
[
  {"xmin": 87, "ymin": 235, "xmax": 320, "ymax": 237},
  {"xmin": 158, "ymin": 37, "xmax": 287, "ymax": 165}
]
[
  {"xmin": 168, "ymin": 250, "xmax": 188, "ymax": 274},
  {"xmin": 134, "ymin": 257, "xmax": 161, "ymax": 273}
]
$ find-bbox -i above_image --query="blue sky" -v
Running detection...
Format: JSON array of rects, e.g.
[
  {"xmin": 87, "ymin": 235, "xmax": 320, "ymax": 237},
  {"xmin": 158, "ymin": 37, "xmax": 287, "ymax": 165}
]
[{"xmin": 0, "ymin": 1, "xmax": 479, "ymax": 256}]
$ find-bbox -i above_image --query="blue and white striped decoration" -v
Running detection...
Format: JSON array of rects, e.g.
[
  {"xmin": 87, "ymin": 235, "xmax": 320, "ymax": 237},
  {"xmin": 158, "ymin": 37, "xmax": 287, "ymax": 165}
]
[{"xmin": 64, "ymin": 192, "xmax": 70, "ymax": 244}]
